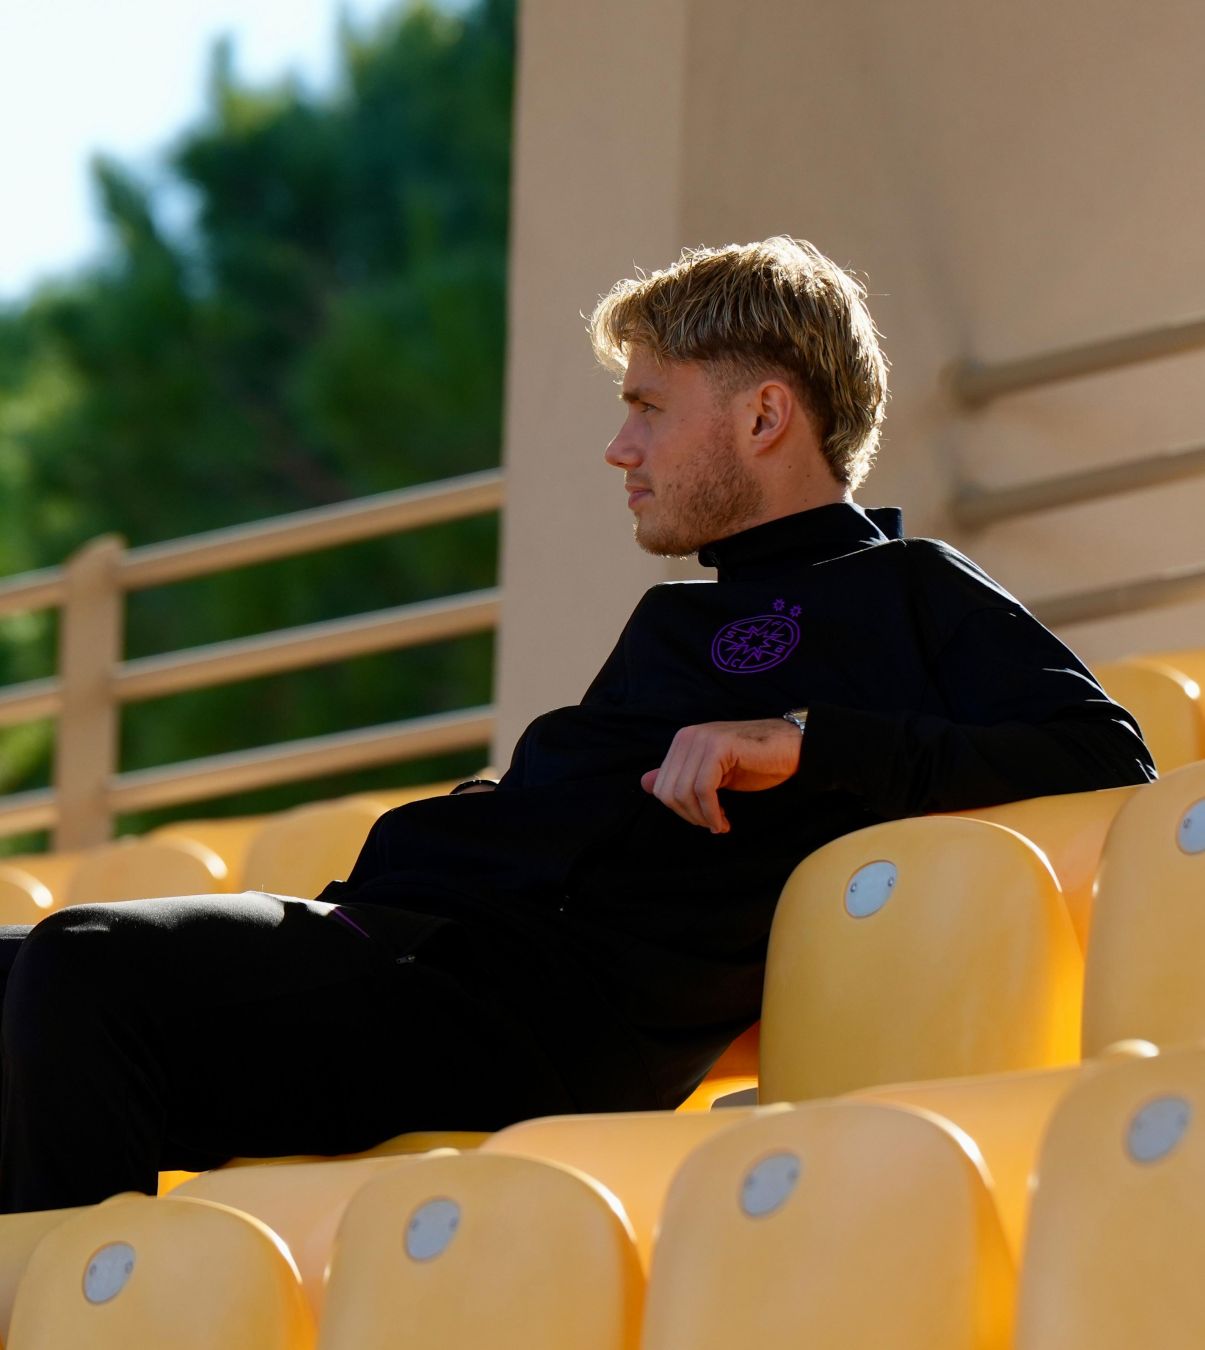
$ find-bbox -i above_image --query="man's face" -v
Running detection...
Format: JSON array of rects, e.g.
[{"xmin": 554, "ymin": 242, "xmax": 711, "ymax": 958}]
[{"xmin": 604, "ymin": 347, "xmax": 764, "ymax": 557}]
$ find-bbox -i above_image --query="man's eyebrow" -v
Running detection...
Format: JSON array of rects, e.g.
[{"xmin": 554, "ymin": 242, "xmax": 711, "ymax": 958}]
[{"xmin": 621, "ymin": 386, "xmax": 658, "ymax": 404}]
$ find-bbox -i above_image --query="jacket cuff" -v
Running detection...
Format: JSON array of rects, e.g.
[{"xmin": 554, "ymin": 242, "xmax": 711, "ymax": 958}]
[{"xmin": 795, "ymin": 701, "xmax": 889, "ymax": 797}]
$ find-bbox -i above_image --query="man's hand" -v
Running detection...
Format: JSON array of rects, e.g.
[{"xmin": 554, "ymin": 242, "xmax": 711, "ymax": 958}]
[{"xmin": 641, "ymin": 719, "xmax": 803, "ymax": 834}]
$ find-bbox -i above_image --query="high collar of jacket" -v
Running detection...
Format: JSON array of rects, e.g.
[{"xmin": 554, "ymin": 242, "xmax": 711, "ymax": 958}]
[{"xmin": 698, "ymin": 502, "xmax": 903, "ymax": 582}]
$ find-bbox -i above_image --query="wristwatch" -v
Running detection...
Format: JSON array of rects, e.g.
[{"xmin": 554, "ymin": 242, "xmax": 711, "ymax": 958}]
[{"xmin": 781, "ymin": 707, "xmax": 809, "ymax": 736}]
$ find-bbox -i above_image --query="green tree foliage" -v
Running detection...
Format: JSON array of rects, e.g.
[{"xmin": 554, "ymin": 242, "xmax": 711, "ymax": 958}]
[{"xmin": 0, "ymin": 0, "xmax": 515, "ymax": 837}]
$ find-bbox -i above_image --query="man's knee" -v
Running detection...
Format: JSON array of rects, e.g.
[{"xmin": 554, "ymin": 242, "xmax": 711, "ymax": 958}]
[{"xmin": 2, "ymin": 906, "xmax": 133, "ymax": 1055}]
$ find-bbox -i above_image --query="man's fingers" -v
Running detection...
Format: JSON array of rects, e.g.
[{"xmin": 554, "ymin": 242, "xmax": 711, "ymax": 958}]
[
  {"xmin": 664, "ymin": 732, "xmax": 713, "ymax": 829},
  {"xmin": 694, "ymin": 762, "xmax": 730, "ymax": 834},
  {"xmin": 646, "ymin": 729, "xmax": 731, "ymax": 832},
  {"xmin": 645, "ymin": 718, "xmax": 798, "ymax": 830}
]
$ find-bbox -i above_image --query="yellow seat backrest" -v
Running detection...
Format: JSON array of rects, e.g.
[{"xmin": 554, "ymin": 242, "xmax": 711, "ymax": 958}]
[
  {"xmin": 240, "ymin": 800, "xmax": 385, "ymax": 897},
  {"xmin": 62, "ymin": 837, "xmax": 228, "ymax": 906},
  {"xmin": 483, "ymin": 1108, "xmax": 752, "ymax": 1270},
  {"xmin": 1094, "ymin": 658, "xmax": 1205, "ymax": 772},
  {"xmin": 177, "ymin": 1156, "xmax": 420, "ymax": 1319},
  {"xmin": 217, "ymin": 1129, "xmax": 489, "ymax": 1169},
  {"xmin": 0, "ymin": 866, "xmax": 55, "ymax": 925},
  {"xmin": 0, "ymin": 853, "xmax": 80, "ymax": 910},
  {"xmin": 953, "ymin": 784, "xmax": 1140, "ymax": 949},
  {"xmin": 6, "ymin": 1193, "xmax": 313, "ymax": 1349},
  {"xmin": 151, "ymin": 816, "xmax": 269, "ymax": 891},
  {"xmin": 761, "ymin": 816, "xmax": 1081, "ymax": 1102},
  {"xmin": 0, "ymin": 1206, "xmax": 84, "ymax": 1344},
  {"xmin": 641, "ymin": 1099, "xmax": 1014, "ymax": 1349},
  {"xmin": 853, "ymin": 1063, "xmax": 1085, "ymax": 1262},
  {"xmin": 1082, "ymin": 760, "xmax": 1205, "ymax": 1055},
  {"xmin": 1013, "ymin": 1047, "xmax": 1205, "ymax": 1348},
  {"xmin": 1142, "ymin": 647, "xmax": 1205, "ymax": 693},
  {"xmin": 318, "ymin": 1151, "xmax": 642, "ymax": 1350}
]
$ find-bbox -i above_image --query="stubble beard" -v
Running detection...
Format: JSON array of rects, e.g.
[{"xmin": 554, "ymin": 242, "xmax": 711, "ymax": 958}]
[{"xmin": 634, "ymin": 421, "xmax": 765, "ymax": 559}]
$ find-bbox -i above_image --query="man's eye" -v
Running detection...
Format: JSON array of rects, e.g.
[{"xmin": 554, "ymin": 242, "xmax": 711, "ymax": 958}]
[{"xmin": 640, "ymin": 402, "xmax": 657, "ymax": 413}]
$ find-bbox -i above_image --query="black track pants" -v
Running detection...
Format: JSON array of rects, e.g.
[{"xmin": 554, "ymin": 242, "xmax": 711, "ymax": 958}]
[{"xmin": 0, "ymin": 893, "xmax": 575, "ymax": 1213}]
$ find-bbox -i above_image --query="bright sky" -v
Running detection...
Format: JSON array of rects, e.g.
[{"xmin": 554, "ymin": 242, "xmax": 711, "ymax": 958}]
[{"xmin": 0, "ymin": 0, "xmax": 438, "ymax": 300}]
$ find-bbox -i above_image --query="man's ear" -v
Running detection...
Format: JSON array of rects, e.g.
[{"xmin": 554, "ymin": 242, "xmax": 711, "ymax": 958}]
[{"xmin": 747, "ymin": 379, "xmax": 794, "ymax": 456}]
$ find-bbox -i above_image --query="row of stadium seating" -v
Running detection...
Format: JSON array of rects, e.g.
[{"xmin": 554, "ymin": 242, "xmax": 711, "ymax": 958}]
[
  {"xmin": 0, "ymin": 1046, "xmax": 1199, "ymax": 1346},
  {"xmin": 0, "ymin": 648, "xmax": 1202, "ymax": 1344},
  {"xmin": 0, "ymin": 784, "xmax": 456, "ymax": 922}
]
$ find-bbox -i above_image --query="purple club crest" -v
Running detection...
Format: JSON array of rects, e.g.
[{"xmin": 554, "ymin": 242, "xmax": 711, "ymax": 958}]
[{"xmin": 711, "ymin": 607, "xmax": 801, "ymax": 674}]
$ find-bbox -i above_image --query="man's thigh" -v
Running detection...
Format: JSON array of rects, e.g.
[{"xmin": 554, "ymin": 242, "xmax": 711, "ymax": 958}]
[
  {"xmin": 35, "ymin": 891, "xmax": 395, "ymax": 1010},
  {"xmin": 160, "ymin": 951, "xmax": 530, "ymax": 1163},
  {"xmin": 6, "ymin": 893, "xmax": 573, "ymax": 1162}
]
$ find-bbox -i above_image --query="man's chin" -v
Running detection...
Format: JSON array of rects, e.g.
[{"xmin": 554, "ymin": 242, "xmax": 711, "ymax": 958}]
[{"xmin": 633, "ymin": 522, "xmax": 698, "ymax": 560}]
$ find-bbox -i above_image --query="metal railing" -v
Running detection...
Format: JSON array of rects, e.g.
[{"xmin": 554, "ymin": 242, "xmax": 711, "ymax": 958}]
[
  {"xmin": 949, "ymin": 313, "xmax": 1205, "ymax": 530},
  {"xmin": 0, "ymin": 470, "xmax": 505, "ymax": 849},
  {"xmin": 945, "ymin": 310, "xmax": 1205, "ymax": 627},
  {"xmin": 950, "ymin": 314, "xmax": 1205, "ymax": 407},
  {"xmin": 1032, "ymin": 560, "xmax": 1205, "ymax": 630},
  {"xmin": 952, "ymin": 441, "xmax": 1205, "ymax": 529}
]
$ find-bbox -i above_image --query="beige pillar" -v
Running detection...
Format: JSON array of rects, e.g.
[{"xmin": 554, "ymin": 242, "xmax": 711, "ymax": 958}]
[{"xmin": 495, "ymin": 0, "xmax": 690, "ymax": 763}]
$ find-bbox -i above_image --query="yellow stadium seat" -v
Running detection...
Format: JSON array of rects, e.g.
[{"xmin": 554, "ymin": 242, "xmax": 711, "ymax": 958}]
[
  {"xmin": 674, "ymin": 1019, "xmax": 762, "ymax": 1109},
  {"xmin": 952, "ymin": 784, "xmax": 1140, "ymax": 949},
  {"xmin": 1143, "ymin": 646, "xmax": 1205, "ymax": 691},
  {"xmin": 1082, "ymin": 760, "xmax": 1205, "ymax": 1055},
  {"xmin": 760, "ymin": 816, "xmax": 1081, "ymax": 1102},
  {"xmin": 0, "ymin": 853, "xmax": 80, "ymax": 911},
  {"xmin": 853, "ymin": 1064, "xmax": 1084, "ymax": 1262},
  {"xmin": 1013, "ymin": 1046, "xmax": 1205, "ymax": 1348},
  {"xmin": 157, "ymin": 1169, "xmax": 197, "ymax": 1196},
  {"xmin": 318, "ymin": 1151, "xmax": 643, "ymax": 1350},
  {"xmin": 150, "ymin": 815, "xmax": 269, "ymax": 892},
  {"xmin": 483, "ymin": 1108, "xmax": 753, "ymax": 1270},
  {"xmin": 177, "ymin": 1155, "xmax": 430, "ymax": 1319},
  {"xmin": 708, "ymin": 1021, "xmax": 759, "ymax": 1077},
  {"xmin": 675, "ymin": 1075, "xmax": 759, "ymax": 1111},
  {"xmin": 641, "ymin": 1098, "xmax": 1014, "ymax": 1349},
  {"xmin": 6, "ymin": 1193, "xmax": 313, "ymax": 1349},
  {"xmin": 0, "ymin": 1207, "xmax": 84, "ymax": 1344},
  {"xmin": 239, "ymin": 800, "xmax": 385, "ymax": 898},
  {"xmin": 62, "ymin": 837, "xmax": 229, "ymax": 906},
  {"xmin": 218, "ymin": 1129, "xmax": 489, "ymax": 1168},
  {"xmin": 0, "ymin": 866, "xmax": 55, "ymax": 925},
  {"xmin": 1093, "ymin": 657, "xmax": 1205, "ymax": 772}
]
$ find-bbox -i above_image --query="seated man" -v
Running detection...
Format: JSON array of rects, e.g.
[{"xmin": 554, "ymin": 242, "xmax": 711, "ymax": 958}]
[{"xmin": 0, "ymin": 237, "xmax": 1154, "ymax": 1212}]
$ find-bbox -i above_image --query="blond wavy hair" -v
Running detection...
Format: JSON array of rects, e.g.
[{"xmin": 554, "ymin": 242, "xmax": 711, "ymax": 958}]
[{"xmin": 589, "ymin": 237, "xmax": 888, "ymax": 489}]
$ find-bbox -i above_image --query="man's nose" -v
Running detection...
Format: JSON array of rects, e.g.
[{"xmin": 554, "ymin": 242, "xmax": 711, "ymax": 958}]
[{"xmin": 604, "ymin": 424, "xmax": 639, "ymax": 468}]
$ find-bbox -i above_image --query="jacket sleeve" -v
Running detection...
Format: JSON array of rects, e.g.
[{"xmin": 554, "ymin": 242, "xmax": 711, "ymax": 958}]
[{"xmin": 797, "ymin": 604, "xmax": 1157, "ymax": 817}]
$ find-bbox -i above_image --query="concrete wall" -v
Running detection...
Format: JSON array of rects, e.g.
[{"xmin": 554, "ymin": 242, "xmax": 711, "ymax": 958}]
[{"xmin": 497, "ymin": 0, "xmax": 1205, "ymax": 760}]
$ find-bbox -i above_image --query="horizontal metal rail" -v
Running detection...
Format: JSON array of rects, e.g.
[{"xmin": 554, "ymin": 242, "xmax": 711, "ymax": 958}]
[
  {"xmin": 121, "ymin": 470, "xmax": 505, "ymax": 592},
  {"xmin": 109, "ymin": 706, "xmax": 495, "ymax": 815},
  {"xmin": 952, "ymin": 314, "xmax": 1205, "ymax": 407},
  {"xmin": 115, "ymin": 590, "xmax": 501, "ymax": 703},
  {"xmin": 0, "ymin": 568, "xmax": 67, "ymax": 621},
  {"xmin": 0, "ymin": 678, "xmax": 63, "ymax": 729},
  {"xmin": 0, "ymin": 470, "xmax": 504, "ymax": 619},
  {"xmin": 953, "ymin": 442, "xmax": 1205, "ymax": 528},
  {"xmin": 0, "ymin": 788, "xmax": 57, "ymax": 837},
  {"xmin": 1032, "ymin": 562, "xmax": 1205, "ymax": 629},
  {"xmin": 0, "ymin": 469, "xmax": 505, "ymax": 846}
]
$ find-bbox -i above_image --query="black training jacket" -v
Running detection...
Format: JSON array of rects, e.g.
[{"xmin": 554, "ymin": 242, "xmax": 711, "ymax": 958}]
[{"xmin": 328, "ymin": 502, "xmax": 1156, "ymax": 1110}]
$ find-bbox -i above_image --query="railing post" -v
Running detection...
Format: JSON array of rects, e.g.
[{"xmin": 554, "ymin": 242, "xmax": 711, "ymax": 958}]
[{"xmin": 53, "ymin": 535, "xmax": 126, "ymax": 850}]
